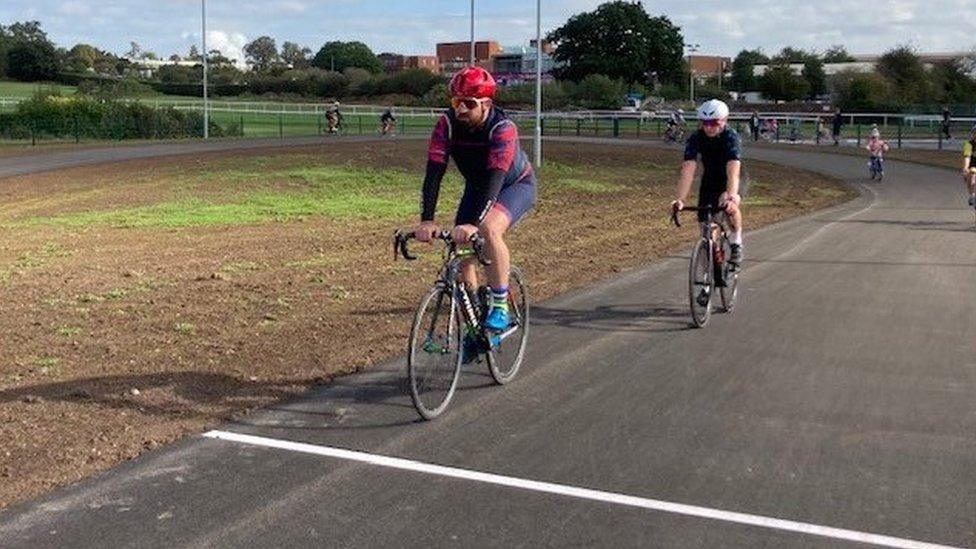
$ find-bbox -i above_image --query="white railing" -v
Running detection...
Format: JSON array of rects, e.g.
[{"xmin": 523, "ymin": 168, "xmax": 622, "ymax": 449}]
[{"xmin": 2, "ymin": 95, "xmax": 973, "ymax": 129}]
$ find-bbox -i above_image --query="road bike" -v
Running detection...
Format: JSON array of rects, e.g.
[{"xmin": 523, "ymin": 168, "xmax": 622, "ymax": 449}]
[
  {"xmin": 671, "ymin": 206, "xmax": 739, "ymax": 328},
  {"xmin": 394, "ymin": 230, "xmax": 529, "ymax": 419},
  {"xmin": 869, "ymin": 155, "xmax": 884, "ymax": 181}
]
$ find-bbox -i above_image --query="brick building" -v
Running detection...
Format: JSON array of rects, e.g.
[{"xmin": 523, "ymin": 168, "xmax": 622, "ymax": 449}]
[{"xmin": 436, "ymin": 41, "xmax": 502, "ymax": 75}]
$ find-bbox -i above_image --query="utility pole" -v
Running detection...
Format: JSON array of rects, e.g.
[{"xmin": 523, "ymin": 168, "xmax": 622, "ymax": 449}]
[
  {"xmin": 685, "ymin": 43, "xmax": 700, "ymax": 105},
  {"xmin": 202, "ymin": 0, "xmax": 209, "ymax": 139},
  {"xmin": 534, "ymin": 0, "xmax": 542, "ymax": 167},
  {"xmin": 470, "ymin": 0, "xmax": 475, "ymax": 64}
]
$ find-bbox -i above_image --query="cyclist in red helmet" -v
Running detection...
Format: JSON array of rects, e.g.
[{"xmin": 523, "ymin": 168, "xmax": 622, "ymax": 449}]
[{"xmin": 414, "ymin": 66, "xmax": 537, "ymax": 348}]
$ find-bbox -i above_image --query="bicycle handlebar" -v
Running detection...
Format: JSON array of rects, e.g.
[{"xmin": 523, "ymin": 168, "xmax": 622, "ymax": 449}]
[
  {"xmin": 393, "ymin": 229, "xmax": 491, "ymax": 266},
  {"xmin": 670, "ymin": 205, "xmax": 726, "ymax": 228}
]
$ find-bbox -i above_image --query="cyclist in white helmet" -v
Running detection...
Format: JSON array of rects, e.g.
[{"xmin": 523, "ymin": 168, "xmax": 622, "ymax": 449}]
[{"xmin": 671, "ymin": 99, "xmax": 745, "ymax": 265}]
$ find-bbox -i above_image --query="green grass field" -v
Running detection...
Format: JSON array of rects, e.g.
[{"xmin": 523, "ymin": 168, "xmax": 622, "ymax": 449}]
[{"xmin": 0, "ymin": 80, "xmax": 77, "ymax": 98}]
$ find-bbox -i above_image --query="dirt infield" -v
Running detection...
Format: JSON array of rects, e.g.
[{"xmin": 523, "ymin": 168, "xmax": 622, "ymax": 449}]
[{"xmin": 0, "ymin": 139, "xmax": 854, "ymax": 508}]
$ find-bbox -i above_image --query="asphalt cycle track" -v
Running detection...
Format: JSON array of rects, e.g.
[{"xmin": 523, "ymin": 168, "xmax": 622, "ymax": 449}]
[{"xmin": 0, "ymin": 136, "xmax": 973, "ymax": 548}]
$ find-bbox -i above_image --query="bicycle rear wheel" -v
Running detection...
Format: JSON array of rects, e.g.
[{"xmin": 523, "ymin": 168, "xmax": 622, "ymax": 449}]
[
  {"xmin": 487, "ymin": 266, "xmax": 529, "ymax": 385},
  {"xmin": 689, "ymin": 239, "xmax": 713, "ymax": 328},
  {"xmin": 408, "ymin": 286, "xmax": 462, "ymax": 420},
  {"xmin": 719, "ymin": 237, "xmax": 739, "ymax": 313}
]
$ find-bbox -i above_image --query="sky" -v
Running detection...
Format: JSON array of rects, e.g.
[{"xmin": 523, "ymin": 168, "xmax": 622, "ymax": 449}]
[{"xmin": 3, "ymin": 0, "xmax": 976, "ymax": 67}]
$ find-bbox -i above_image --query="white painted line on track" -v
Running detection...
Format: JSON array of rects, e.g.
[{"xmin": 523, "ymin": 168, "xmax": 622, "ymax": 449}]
[{"xmin": 203, "ymin": 430, "xmax": 960, "ymax": 549}]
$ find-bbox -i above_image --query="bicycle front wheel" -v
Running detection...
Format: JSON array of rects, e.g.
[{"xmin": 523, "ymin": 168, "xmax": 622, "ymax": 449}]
[
  {"xmin": 487, "ymin": 266, "xmax": 529, "ymax": 385},
  {"xmin": 689, "ymin": 239, "xmax": 713, "ymax": 328},
  {"xmin": 719, "ymin": 237, "xmax": 739, "ymax": 313},
  {"xmin": 408, "ymin": 286, "xmax": 462, "ymax": 420}
]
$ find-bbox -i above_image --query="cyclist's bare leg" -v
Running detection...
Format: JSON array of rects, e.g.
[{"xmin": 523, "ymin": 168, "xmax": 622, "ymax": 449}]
[
  {"xmin": 457, "ymin": 208, "xmax": 511, "ymax": 292},
  {"xmin": 479, "ymin": 208, "xmax": 511, "ymax": 290}
]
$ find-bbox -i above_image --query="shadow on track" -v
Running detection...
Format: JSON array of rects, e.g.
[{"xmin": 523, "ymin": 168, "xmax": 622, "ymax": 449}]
[{"xmin": 532, "ymin": 303, "xmax": 693, "ymax": 333}]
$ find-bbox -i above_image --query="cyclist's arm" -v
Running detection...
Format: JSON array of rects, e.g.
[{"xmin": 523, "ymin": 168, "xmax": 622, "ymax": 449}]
[
  {"xmin": 675, "ymin": 161, "xmax": 696, "ymax": 202},
  {"xmin": 725, "ymin": 160, "xmax": 742, "ymax": 196},
  {"xmin": 724, "ymin": 131, "xmax": 743, "ymax": 196},
  {"xmin": 421, "ymin": 116, "xmax": 452, "ymax": 221},
  {"xmin": 964, "ymin": 143, "xmax": 973, "ymax": 172},
  {"xmin": 675, "ymin": 134, "xmax": 698, "ymax": 201}
]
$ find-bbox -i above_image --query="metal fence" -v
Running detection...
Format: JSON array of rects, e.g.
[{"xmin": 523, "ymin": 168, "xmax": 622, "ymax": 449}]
[{"xmin": 2, "ymin": 95, "xmax": 973, "ymax": 151}]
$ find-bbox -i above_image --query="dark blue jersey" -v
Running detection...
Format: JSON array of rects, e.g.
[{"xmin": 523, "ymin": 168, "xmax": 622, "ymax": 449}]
[{"xmin": 683, "ymin": 128, "xmax": 741, "ymax": 193}]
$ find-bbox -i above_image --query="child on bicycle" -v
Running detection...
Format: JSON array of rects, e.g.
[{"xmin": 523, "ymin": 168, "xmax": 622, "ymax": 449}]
[
  {"xmin": 866, "ymin": 128, "xmax": 889, "ymax": 179},
  {"xmin": 670, "ymin": 99, "xmax": 745, "ymax": 266}
]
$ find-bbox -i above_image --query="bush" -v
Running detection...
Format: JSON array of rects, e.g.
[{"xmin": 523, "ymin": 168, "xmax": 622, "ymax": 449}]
[
  {"xmin": 1, "ymin": 93, "xmax": 225, "ymax": 140},
  {"xmin": 573, "ymin": 74, "xmax": 624, "ymax": 109}
]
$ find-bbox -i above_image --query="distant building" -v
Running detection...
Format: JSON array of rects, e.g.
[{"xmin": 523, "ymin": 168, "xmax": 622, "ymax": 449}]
[
  {"xmin": 688, "ymin": 55, "xmax": 731, "ymax": 78},
  {"xmin": 753, "ymin": 52, "xmax": 976, "ymax": 78},
  {"xmin": 126, "ymin": 57, "xmax": 199, "ymax": 79},
  {"xmin": 437, "ymin": 41, "xmax": 502, "ymax": 76},
  {"xmin": 491, "ymin": 42, "xmax": 557, "ymax": 86},
  {"xmin": 379, "ymin": 53, "xmax": 439, "ymax": 74}
]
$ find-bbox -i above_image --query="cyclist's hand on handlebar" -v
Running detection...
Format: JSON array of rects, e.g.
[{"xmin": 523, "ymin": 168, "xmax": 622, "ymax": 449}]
[
  {"xmin": 720, "ymin": 192, "xmax": 741, "ymax": 214},
  {"xmin": 670, "ymin": 199, "xmax": 684, "ymax": 214},
  {"xmin": 451, "ymin": 224, "xmax": 479, "ymax": 245},
  {"xmin": 415, "ymin": 222, "xmax": 441, "ymax": 243}
]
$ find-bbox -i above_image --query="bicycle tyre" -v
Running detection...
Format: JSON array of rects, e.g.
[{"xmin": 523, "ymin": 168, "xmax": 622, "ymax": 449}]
[
  {"xmin": 408, "ymin": 286, "xmax": 462, "ymax": 420},
  {"xmin": 719, "ymin": 237, "xmax": 739, "ymax": 313},
  {"xmin": 689, "ymin": 239, "xmax": 713, "ymax": 328},
  {"xmin": 486, "ymin": 266, "xmax": 529, "ymax": 385}
]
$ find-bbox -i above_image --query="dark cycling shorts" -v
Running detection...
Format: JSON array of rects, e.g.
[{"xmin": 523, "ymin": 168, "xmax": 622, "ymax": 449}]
[
  {"xmin": 455, "ymin": 176, "xmax": 537, "ymax": 227},
  {"xmin": 697, "ymin": 178, "xmax": 748, "ymax": 222}
]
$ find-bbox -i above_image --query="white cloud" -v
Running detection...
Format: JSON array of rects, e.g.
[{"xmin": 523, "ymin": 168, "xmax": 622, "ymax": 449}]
[
  {"xmin": 206, "ymin": 30, "xmax": 249, "ymax": 69},
  {"xmin": 273, "ymin": 1, "xmax": 307, "ymax": 13},
  {"xmin": 58, "ymin": 1, "xmax": 89, "ymax": 16}
]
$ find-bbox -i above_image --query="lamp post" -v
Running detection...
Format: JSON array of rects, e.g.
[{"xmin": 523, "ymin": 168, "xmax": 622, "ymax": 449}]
[
  {"xmin": 685, "ymin": 43, "xmax": 700, "ymax": 105},
  {"xmin": 534, "ymin": 0, "xmax": 542, "ymax": 167},
  {"xmin": 202, "ymin": 0, "xmax": 209, "ymax": 139},
  {"xmin": 470, "ymin": 0, "xmax": 475, "ymax": 64}
]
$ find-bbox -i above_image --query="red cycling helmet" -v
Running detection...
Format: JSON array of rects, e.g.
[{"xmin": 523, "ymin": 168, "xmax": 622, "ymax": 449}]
[{"xmin": 449, "ymin": 66, "xmax": 496, "ymax": 99}]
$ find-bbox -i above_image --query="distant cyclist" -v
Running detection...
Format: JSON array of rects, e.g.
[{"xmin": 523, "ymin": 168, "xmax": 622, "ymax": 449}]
[
  {"xmin": 866, "ymin": 128, "xmax": 890, "ymax": 179},
  {"xmin": 942, "ymin": 106, "xmax": 952, "ymax": 141},
  {"xmin": 414, "ymin": 66, "xmax": 537, "ymax": 353},
  {"xmin": 665, "ymin": 109, "xmax": 686, "ymax": 142},
  {"xmin": 380, "ymin": 108, "xmax": 396, "ymax": 135},
  {"xmin": 326, "ymin": 101, "xmax": 343, "ymax": 134},
  {"xmin": 671, "ymin": 99, "xmax": 745, "ymax": 266},
  {"xmin": 962, "ymin": 125, "xmax": 976, "ymax": 207}
]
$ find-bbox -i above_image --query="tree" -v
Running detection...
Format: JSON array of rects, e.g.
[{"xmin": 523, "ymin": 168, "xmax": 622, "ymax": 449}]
[
  {"xmin": 760, "ymin": 63, "xmax": 809, "ymax": 101},
  {"xmin": 877, "ymin": 46, "xmax": 928, "ymax": 103},
  {"xmin": 281, "ymin": 41, "xmax": 312, "ymax": 69},
  {"xmin": 0, "ymin": 25, "xmax": 8, "ymax": 77},
  {"xmin": 801, "ymin": 56, "xmax": 827, "ymax": 98},
  {"xmin": 823, "ymin": 45, "xmax": 854, "ymax": 63},
  {"xmin": 7, "ymin": 21, "xmax": 48, "ymax": 44},
  {"xmin": 729, "ymin": 49, "xmax": 768, "ymax": 92},
  {"xmin": 930, "ymin": 60, "xmax": 976, "ymax": 104},
  {"xmin": 832, "ymin": 70, "xmax": 896, "ymax": 111},
  {"xmin": 187, "ymin": 44, "xmax": 201, "ymax": 62},
  {"xmin": 67, "ymin": 44, "xmax": 100, "ymax": 71},
  {"xmin": 7, "ymin": 40, "xmax": 59, "ymax": 81},
  {"xmin": 244, "ymin": 36, "xmax": 279, "ymax": 72},
  {"xmin": 546, "ymin": 1, "xmax": 684, "ymax": 85},
  {"xmin": 126, "ymin": 41, "xmax": 142, "ymax": 60},
  {"xmin": 312, "ymin": 41, "xmax": 383, "ymax": 73}
]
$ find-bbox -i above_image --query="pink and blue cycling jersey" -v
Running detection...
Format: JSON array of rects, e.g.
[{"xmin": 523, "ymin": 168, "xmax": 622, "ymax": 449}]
[{"xmin": 422, "ymin": 107, "xmax": 536, "ymax": 225}]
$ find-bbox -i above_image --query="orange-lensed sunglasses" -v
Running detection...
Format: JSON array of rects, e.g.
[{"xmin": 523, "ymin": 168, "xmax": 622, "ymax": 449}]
[{"xmin": 451, "ymin": 97, "xmax": 490, "ymax": 110}]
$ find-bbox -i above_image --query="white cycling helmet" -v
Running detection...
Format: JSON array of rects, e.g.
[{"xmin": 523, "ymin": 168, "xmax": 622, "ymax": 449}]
[{"xmin": 697, "ymin": 99, "xmax": 730, "ymax": 121}]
